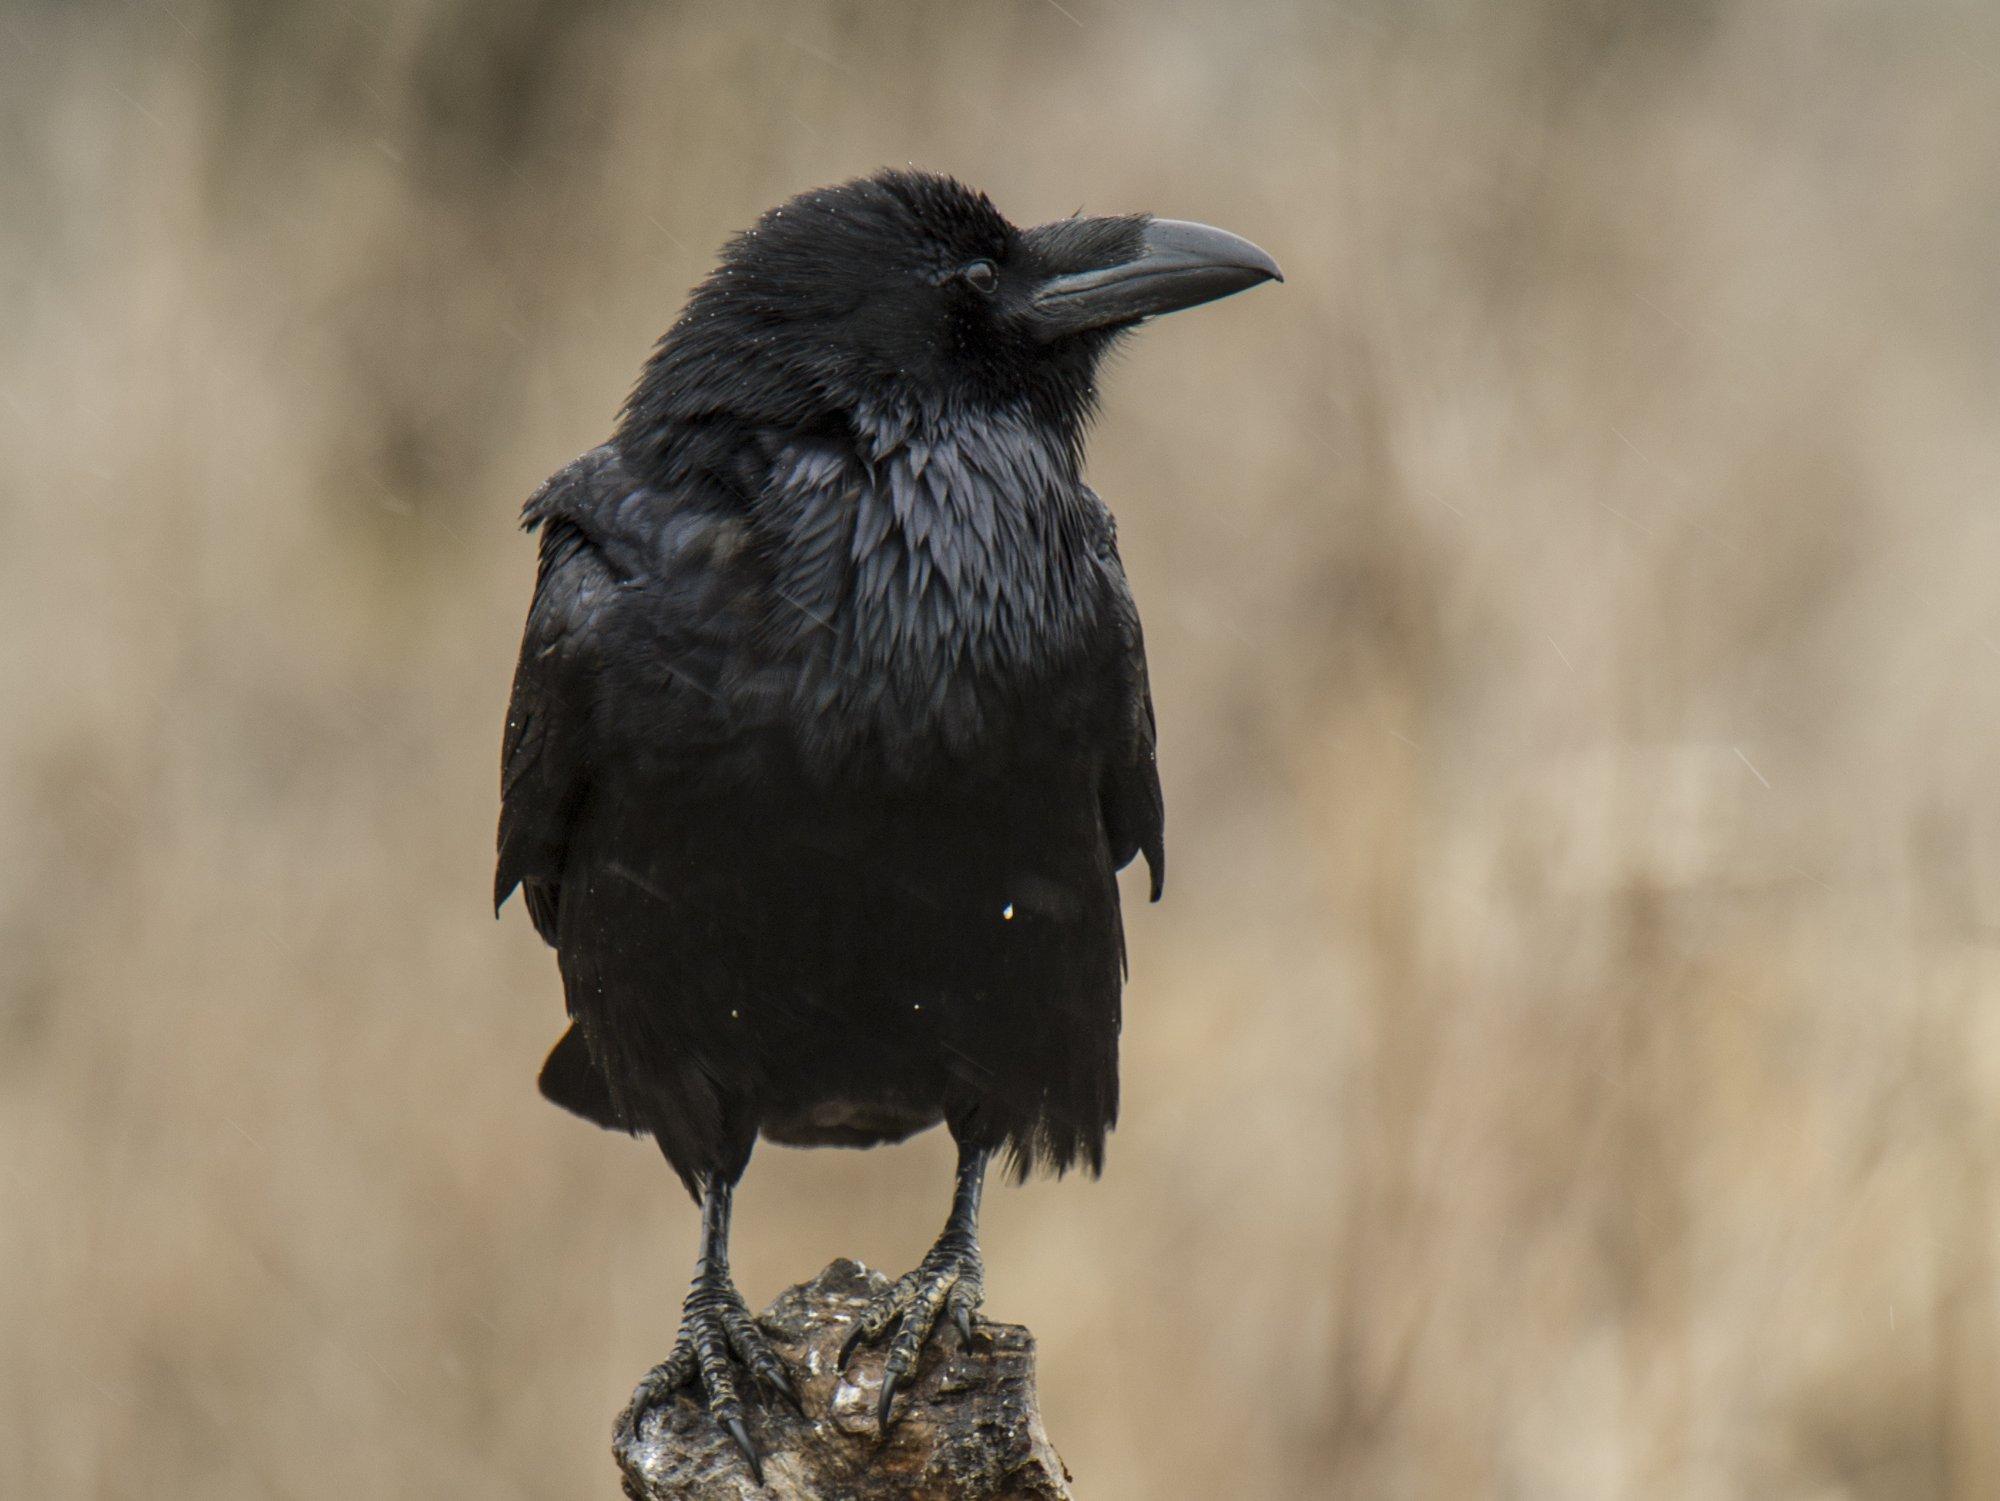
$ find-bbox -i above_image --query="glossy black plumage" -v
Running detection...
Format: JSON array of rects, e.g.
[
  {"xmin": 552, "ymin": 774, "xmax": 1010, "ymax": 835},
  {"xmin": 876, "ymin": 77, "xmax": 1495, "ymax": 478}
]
[{"xmin": 495, "ymin": 169, "xmax": 1275, "ymax": 1461}]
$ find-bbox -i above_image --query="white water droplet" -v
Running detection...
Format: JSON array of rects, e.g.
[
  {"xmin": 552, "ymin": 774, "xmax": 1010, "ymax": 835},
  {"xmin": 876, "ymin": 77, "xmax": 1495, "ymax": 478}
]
[{"xmin": 1002, "ymin": 903, "xmax": 1015, "ymax": 920}]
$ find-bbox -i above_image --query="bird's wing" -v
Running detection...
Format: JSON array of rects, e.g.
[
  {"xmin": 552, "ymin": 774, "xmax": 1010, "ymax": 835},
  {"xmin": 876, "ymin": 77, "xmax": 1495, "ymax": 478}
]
[
  {"xmin": 1093, "ymin": 500, "xmax": 1166, "ymax": 903},
  {"xmin": 494, "ymin": 447, "xmax": 627, "ymax": 946}
]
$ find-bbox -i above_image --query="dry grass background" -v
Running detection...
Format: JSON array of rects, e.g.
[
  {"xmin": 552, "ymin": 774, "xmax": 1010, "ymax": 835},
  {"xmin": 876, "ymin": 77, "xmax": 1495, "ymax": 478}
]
[{"xmin": 5, "ymin": 1, "xmax": 2000, "ymax": 1496}]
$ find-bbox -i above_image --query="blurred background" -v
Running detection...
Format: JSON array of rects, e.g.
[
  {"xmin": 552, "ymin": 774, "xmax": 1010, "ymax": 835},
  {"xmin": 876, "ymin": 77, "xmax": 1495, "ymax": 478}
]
[{"xmin": 6, "ymin": 1, "xmax": 2000, "ymax": 1496}]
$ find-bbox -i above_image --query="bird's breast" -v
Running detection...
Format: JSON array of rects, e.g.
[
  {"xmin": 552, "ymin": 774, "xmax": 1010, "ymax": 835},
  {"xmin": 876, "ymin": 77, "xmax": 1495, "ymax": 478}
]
[{"xmin": 758, "ymin": 412, "xmax": 1113, "ymax": 781}]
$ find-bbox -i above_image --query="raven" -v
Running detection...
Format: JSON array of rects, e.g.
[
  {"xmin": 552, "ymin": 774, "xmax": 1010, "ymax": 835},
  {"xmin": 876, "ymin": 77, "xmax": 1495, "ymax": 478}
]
[{"xmin": 496, "ymin": 170, "xmax": 1277, "ymax": 1476}]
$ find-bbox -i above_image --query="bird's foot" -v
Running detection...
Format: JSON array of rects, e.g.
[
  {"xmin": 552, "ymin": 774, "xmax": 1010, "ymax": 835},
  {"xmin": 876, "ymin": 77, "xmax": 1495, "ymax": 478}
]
[
  {"xmin": 619, "ymin": 1265, "xmax": 802, "ymax": 1485},
  {"xmin": 837, "ymin": 1235, "xmax": 985, "ymax": 1433}
]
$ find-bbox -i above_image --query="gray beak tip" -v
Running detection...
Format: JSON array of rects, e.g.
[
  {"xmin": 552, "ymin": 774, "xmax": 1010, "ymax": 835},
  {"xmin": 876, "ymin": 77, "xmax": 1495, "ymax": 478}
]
[
  {"xmin": 1027, "ymin": 216, "xmax": 1284, "ymax": 340},
  {"xmin": 1142, "ymin": 220, "xmax": 1282, "ymax": 290}
]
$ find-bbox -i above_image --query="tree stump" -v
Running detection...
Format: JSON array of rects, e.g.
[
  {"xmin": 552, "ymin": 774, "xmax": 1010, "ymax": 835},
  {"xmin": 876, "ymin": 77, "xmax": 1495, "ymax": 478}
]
[{"xmin": 613, "ymin": 1259, "xmax": 1075, "ymax": 1500}]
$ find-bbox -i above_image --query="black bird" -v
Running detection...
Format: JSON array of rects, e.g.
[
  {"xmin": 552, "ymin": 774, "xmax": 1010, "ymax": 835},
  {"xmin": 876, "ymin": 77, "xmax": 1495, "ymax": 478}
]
[{"xmin": 496, "ymin": 170, "xmax": 1277, "ymax": 1477}]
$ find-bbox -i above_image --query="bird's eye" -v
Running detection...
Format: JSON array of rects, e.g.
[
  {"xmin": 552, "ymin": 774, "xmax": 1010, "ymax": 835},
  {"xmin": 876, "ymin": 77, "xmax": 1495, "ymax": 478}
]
[{"xmin": 961, "ymin": 260, "xmax": 999, "ymax": 294}]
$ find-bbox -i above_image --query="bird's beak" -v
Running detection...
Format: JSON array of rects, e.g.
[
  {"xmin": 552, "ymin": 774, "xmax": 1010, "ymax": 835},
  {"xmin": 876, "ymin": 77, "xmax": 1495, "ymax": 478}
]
[{"xmin": 1024, "ymin": 218, "xmax": 1282, "ymax": 342}]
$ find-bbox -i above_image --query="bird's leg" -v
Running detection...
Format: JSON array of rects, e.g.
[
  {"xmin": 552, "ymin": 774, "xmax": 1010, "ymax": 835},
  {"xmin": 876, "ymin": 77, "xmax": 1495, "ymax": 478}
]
[
  {"xmin": 838, "ymin": 1140, "xmax": 989, "ymax": 1432},
  {"xmin": 620, "ymin": 1174, "xmax": 800, "ymax": 1483}
]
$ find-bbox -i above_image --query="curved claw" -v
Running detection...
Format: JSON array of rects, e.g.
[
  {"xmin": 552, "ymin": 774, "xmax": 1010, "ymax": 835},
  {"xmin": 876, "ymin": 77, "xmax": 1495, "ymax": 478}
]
[
  {"xmin": 876, "ymin": 1369, "xmax": 901, "ymax": 1434},
  {"xmin": 766, "ymin": 1362, "xmax": 805, "ymax": 1416},
  {"xmin": 723, "ymin": 1414, "xmax": 763, "ymax": 1486},
  {"xmin": 837, "ymin": 1320, "xmax": 869, "ymax": 1373},
  {"xmin": 622, "ymin": 1350, "xmax": 688, "ymax": 1442},
  {"xmin": 950, "ymin": 1302, "xmax": 976, "ymax": 1350}
]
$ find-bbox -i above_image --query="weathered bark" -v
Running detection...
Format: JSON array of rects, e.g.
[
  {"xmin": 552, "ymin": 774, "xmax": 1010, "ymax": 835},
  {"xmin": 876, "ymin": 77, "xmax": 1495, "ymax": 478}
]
[{"xmin": 614, "ymin": 1259, "xmax": 1074, "ymax": 1500}]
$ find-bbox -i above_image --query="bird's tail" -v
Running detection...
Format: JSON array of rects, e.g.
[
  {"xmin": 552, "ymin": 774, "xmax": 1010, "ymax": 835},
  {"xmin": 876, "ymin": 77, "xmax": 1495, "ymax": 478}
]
[{"xmin": 538, "ymin": 1024, "xmax": 639, "ymax": 1133}]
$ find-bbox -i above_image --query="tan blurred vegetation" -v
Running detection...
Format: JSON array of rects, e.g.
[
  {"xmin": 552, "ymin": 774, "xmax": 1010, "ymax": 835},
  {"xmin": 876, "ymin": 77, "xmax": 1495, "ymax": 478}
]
[{"xmin": 6, "ymin": 1, "xmax": 2000, "ymax": 1496}]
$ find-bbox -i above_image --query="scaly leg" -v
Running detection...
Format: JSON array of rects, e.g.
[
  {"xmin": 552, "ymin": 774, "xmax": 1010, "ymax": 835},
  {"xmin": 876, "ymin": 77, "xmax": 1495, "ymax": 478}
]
[
  {"xmin": 620, "ymin": 1175, "xmax": 800, "ymax": 1483},
  {"xmin": 838, "ymin": 1140, "xmax": 988, "ymax": 1433}
]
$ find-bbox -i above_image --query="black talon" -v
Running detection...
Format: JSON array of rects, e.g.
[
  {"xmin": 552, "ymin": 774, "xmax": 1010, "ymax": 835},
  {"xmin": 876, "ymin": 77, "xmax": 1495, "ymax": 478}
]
[
  {"xmin": 622, "ymin": 1349, "xmax": 688, "ymax": 1442},
  {"xmin": 724, "ymin": 1414, "xmax": 764, "ymax": 1486},
  {"xmin": 768, "ymin": 1364, "xmax": 804, "ymax": 1415},
  {"xmin": 951, "ymin": 1303, "xmax": 975, "ymax": 1349},
  {"xmin": 876, "ymin": 1369, "xmax": 901, "ymax": 1434},
  {"xmin": 838, "ymin": 1321, "xmax": 868, "ymax": 1373}
]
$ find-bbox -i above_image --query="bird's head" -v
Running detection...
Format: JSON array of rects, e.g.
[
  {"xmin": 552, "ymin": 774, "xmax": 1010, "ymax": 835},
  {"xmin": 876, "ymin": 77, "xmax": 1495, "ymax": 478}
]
[{"xmin": 619, "ymin": 170, "xmax": 1280, "ymax": 465}]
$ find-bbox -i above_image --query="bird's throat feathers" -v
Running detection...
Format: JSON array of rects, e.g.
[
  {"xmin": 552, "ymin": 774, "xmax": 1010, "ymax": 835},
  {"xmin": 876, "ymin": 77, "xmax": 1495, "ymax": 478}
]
[{"xmin": 757, "ymin": 396, "xmax": 1108, "ymax": 775}]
